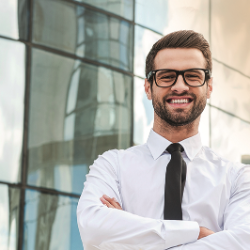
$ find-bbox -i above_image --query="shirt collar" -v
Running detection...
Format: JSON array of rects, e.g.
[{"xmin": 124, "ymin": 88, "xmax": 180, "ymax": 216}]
[{"xmin": 146, "ymin": 129, "xmax": 202, "ymax": 161}]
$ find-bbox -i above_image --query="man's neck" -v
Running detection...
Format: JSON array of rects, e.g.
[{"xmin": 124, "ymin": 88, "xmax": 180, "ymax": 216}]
[{"xmin": 152, "ymin": 116, "xmax": 200, "ymax": 143}]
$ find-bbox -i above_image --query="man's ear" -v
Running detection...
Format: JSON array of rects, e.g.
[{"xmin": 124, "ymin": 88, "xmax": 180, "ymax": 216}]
[
  {"xmin": 206, "ymin": 77, "xmax": 213, "ymax": 99},
  {"xmin": 144, "ymin": 79, "xmax": 152, "ymax": 100}
]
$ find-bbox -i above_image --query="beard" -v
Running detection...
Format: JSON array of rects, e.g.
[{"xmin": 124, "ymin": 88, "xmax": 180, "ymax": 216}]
[{"xmin": 152, "ymin": 91, "xmax": 207, "ymax": 127}]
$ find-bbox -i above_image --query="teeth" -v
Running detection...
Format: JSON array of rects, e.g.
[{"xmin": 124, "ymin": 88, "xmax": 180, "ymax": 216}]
[{"xmin": 170, "ymin": 99, "xmax": 189, "ymax": 104}]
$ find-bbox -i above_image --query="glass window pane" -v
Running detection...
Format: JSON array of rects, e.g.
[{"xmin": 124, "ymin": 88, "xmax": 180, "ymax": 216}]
[
  {"xmin": 212, "ymin": 0, "xmax": 250, "ymax": 76},
  {"xmin": 0, "ymin": 39, "xmax": 25, "ymax": 183},
  {"xmin": 134, "ymin": 26, "xmax": 162, "ymax": 78},
  {"xmin": 0, "ymin": 0, "xmax": 28, "ymax": 40},
  {"xmin": 136, "ymin": 0, "xmax": 209, "ymax": 36},
  {"xmin": 23, "ymin": 190, "xmax": 83, "ymax": 250},
  {"xmin": 32, "ymin": 0, "xmax": 133, "ymax": 71},
  {"xmin": 164, "ymin": 0, "xmax": 209, "ymax": 36},
  {"xmin": 211, "ymin": 107, "xmax": 250, "ymax": 162},
  {"xmin": 0, "ymin": 184, "xmax": 20, "ymax": 250},
  {"xmin": 74, "ymin": 0, "xmax": 133, "ymax": 20},
  {"xmin": 135, "ymin": 0, "xmax": 168, "ymax": 34},
  {"xmin": 27, "ymin": 49, "xmax": 132, "ymax": 194},
  {"xmin": 212, "ymin": 60, "xmax": 250, "ymax": 122},
  {"xmin": 133, "ymin": 77, "xmax": 154, "ymax": 145}
]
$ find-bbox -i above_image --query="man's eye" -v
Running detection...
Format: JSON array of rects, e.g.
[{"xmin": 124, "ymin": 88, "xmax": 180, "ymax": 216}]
[
  {"xmin": 161, "ymin": 75, "xmax": 175, "ymax": 79},
  {"xmin": 186, "ymin": 74, "xmax": 199, "ymax": 78}
]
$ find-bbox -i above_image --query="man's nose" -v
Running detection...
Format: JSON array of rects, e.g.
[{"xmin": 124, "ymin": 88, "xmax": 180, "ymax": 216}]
[{"xmin": 170, "ymin": 75, "xmax": 189, "ymax": 93}]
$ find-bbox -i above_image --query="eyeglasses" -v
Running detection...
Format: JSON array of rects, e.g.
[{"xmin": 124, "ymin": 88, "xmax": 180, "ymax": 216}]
[{"xmin": 147, "ymin": 68, "xmax": 211, "ymax": 88}]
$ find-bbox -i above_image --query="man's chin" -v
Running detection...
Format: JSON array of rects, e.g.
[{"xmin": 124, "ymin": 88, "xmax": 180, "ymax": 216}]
[
  {"xmin": 164, "ymin": 114, "xmax": 195, "ymax": 127},
  {"xmin": 166, "ymin": 119, "xmax": 192, "ymax": 127}
]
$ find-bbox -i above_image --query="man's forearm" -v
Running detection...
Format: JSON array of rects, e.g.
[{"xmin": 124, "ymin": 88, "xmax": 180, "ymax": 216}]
[
  {"xmin": 171, "ymin": 226, "xmax": 249, "ymax": 250},
  {"xmin": 77, "ymin": 193, "xmax": 199, "ymax": 250}
]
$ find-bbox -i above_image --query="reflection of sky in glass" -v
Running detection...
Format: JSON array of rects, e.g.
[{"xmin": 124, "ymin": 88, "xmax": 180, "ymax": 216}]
[
  {"xmin": 134, "ymin": 26, "xmax": 162, "ymax": 78},
  {"xmin": 54, "ymin": 164, "xmax": 88, "ymax": 194},
  {"xmin": 24, "ymin": 190, "xmax": 83, "ymax": 250},
  {"xmin": 135, "ymin": 0, "xmax": 168, "ymax": 34},
  {"xmin": 0, "ymin": 184, "xmax": 19, "ymax": 250},
  {"xmin": 133, "ymin": 77, "xmax": 154, "ymax": 145},
  {"xmin": 0, "ymin": 0, "xmax": 18, "ymax": 39},
  {"xmin": 0, "ymin": 39, "xmax": 25, "ymax": 183}
]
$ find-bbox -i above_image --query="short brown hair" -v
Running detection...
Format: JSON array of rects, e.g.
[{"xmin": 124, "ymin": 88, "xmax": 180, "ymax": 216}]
[{"xmin": 145, "ymin": 30, "xmax": 212, "ymax": 84}]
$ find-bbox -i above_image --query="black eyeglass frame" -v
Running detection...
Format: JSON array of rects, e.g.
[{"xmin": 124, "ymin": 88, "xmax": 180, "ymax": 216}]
[{"xmin": 147, "ymin": 68, "xmax": 211, "ymax": 88}]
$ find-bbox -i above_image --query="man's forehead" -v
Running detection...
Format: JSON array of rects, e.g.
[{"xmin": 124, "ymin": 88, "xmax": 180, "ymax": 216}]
[{"xmin": 154, "ymin": 48, "xmax": 206, "ymax": 70}]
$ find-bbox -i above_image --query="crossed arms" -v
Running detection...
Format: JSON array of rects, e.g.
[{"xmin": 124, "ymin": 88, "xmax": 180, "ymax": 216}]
[
  {"xmin": 77, "ymin": 151, "xmax": 250, "ymax": 250},
  {"xmin": 100, "ymin": 194, "xmax": 215, "ymax": 241}
]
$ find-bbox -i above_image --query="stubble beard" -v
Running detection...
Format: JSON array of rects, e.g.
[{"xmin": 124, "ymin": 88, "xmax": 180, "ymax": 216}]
[{"xmin": 152, "ymin": 91, "xmax": 207, "ymax": 127}]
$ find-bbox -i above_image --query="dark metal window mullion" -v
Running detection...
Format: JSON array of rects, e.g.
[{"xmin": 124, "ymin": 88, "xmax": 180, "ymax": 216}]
[{"xmin": 17, "ymin": 0, "xmax": 34, "ymax": 249}]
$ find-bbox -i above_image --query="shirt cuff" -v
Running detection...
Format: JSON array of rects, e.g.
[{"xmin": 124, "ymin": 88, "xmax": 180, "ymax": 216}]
[{"xmin": 163, "ymin": 220, "xmax": 199, "ymax": 248}]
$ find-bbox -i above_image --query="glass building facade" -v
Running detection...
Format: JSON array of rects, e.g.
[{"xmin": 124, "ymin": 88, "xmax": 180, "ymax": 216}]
[{"xmin": 0, "ymin": 0, "xmax": 249, "ymax": 249}]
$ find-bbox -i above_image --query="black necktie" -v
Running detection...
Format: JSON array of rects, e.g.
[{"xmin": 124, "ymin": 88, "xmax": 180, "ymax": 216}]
[{"xmin": 164, "ymin": 143, "xmax": 187, "ymax": 220}]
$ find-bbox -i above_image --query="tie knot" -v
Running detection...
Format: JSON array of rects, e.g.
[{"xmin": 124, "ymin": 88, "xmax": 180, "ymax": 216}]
[{"xmin": 167, "ymin": 143, "xmax": 184, "ymax": 154}]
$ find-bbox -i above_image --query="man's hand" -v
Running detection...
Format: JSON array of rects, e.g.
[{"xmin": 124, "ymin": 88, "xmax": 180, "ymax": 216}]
[
  {"xmin": 198, "ymin": 227, "xmax": 215, "ymax": 239},
  {"xmin": 100, "ymin": 195, "xmax": 123, "ymax": 210}
]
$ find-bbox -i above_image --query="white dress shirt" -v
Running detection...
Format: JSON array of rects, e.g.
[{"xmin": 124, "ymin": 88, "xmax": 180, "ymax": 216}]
[{"xmin": 77, "ymin": 130, "xmax": 250, "ymax": 250}]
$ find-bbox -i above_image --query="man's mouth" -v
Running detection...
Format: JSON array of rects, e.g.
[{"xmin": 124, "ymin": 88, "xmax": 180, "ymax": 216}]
[{"xmin": 166, "ymin": 97, "xmax": 193, "ymax": 104}]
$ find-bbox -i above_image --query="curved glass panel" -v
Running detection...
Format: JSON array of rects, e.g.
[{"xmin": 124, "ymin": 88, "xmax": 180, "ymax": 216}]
[
  {"xmin": 0, "ymin": 184, "xmax": 20, "ymax": 250},
  {"xmin": 212, "ymin": 60, "xmax": 250, "ymax": 122},
  {"xmin": 212, "ymin": 0, "xmax": 250, "ymax": 76},
  {"xmin": 27, "ymin": 49, "xmax": 132, "ymax": 194},
  {"xmin": 32, "ymin": 0, "xmax": 133, "ymax": 71},
  {"xmin": 0, "ymin": 39, "xmax": 25, "ymax": 183},
  {"xmin": 211, "ymin": 107, "xmax": 250, "ymax": 162},
  {"xmin": 74, "ymin": 0, "xmax": 133, "ymax": 20},
  {"xmin": 23, "ymin": 190, "xmax": 82, "ymax": 250}
]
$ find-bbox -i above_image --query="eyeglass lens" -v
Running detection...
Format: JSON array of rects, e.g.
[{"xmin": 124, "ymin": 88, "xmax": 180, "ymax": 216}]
[{"xmin": 155, "ymin": 69, "xmax": 205, "ymax": 87}]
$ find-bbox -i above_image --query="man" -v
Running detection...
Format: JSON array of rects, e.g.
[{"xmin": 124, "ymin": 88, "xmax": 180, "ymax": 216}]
[{"xmin": 77, "ymin": 30, "xmax": 250, "ymax": 249}]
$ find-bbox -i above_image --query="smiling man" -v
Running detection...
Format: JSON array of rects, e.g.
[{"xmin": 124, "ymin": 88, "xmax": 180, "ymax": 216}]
[{"xmin": 77, "ymin": 30, "xmax": 250, "ymax": 250}]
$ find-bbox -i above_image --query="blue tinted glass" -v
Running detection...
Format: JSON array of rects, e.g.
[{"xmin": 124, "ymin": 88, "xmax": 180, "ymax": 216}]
[
  {"xmin": 23, "ymin": 189, "xmax": 83, "ymax": 250},
  {"xmin": 135, "ymin": 0, "xmax": 168, "ymax": 34}
]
